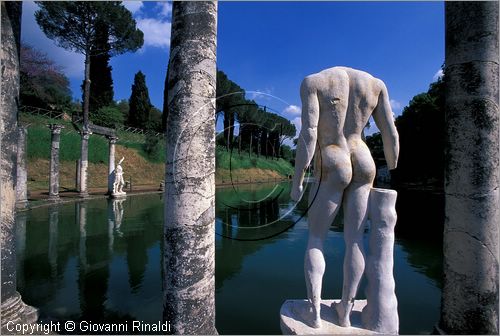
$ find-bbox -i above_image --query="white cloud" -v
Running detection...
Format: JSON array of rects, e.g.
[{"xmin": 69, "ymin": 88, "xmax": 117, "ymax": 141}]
[
  {"xmin": 123, "ymin": 1, "xmax": 144, "ymax": 15},
  {"xmin": 21, "ymin": 1, "xmax": 84, "ymax": 78},
  {"xmin": 433, "ymin": 69, "xmax": 444, "ymax": 81},
  {"xmin": 283, "ymin": 105, "xmax": 301, "ymax": 116},
  {"xmin": 156, "ymin": 2, "xmax": 173, "ymax": 18},
  {"xmin": 248, "ymin": 88, "xmax": 274, "ymax": 101},
  {"xmin": 390, "ymin": 99, "xmax": 402, "ymax": 112},
  {"xmin": 136, "ymin": 18, "xmax": 172, "ymax": 49}
]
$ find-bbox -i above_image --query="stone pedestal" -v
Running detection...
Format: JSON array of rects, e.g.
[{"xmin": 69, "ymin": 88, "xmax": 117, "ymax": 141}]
[
  {"xmin": 110, "ymin": 192, "xmax": 127, "ymax": 199},
  {"xmin": 362, "ymin": 188, "xmax": 398, "ymax": 334},
  {"xmin": 1, "ymin": 293, "xmax": 39, "ymax": 334},
  {"xmin": 48, "ymin": 124, "xmax": 63, "ymax": 201},
  {"xmin": 107, "ymin": 136, "xmax": 118, "ymax": 195},
  {"xmin": 280, "ymin": 300, "xmax": 376, "ymax": 335},
  {"xmin": 79, "ymin": 130, "xmax": 90, "ymax": 198},
  {"xmin": 16, "ymin": 125, "xmax": 28, "ymax": 208}
]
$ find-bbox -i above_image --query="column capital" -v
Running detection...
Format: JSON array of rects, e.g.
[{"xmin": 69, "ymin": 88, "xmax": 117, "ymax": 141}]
[
  {"xmin": 47, "ymin": 124, "xmax": 64, "ymax": 134},
  {"xmin": 18, "ymin": 125, "xmax": 28, "ymax": 133},
  {"xmin": 81, "ymin": 129, "xmax": 91, "ymax": 140},
  {"xmin": 107, "ymin": 136, "xmax": 119, "ymax": 144}
]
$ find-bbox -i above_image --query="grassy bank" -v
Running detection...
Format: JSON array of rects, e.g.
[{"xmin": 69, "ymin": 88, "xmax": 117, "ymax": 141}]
[{"xmin": 21, "ymin": 113, "xmax": 294, "ymax": 191}]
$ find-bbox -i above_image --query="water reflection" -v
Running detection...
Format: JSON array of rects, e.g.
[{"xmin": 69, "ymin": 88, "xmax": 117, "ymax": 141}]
[{"xmin": 16, "ymin": 184, "xmax": 442, "ymax": 334}]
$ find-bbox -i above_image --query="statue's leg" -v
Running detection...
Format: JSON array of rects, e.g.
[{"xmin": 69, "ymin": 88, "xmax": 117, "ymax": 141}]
[
  {"xmin": 305, "ymin": 147, "xmax": 351, "ymax": 328},
  {"xmin": 334, "ymin": 140, "xmax": 375, "ymax": 327}
]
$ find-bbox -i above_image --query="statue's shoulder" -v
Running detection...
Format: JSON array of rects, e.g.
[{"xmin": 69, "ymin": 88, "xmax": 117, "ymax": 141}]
[{"xmin": 302, "ymin": 67, "xmax": 350, "ymax": 90}]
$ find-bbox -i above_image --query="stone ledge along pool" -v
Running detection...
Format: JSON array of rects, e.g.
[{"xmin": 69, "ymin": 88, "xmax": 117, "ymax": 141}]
[{"xmin": 16, "ymin": 181, "xmax": 442, "ymax": 334}]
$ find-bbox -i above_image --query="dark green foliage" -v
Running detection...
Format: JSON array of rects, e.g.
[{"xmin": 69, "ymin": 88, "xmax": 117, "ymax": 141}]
[
  {"xmin": 148, "ymin": 106, "xmax": 163, "ymax": 132},
  {"xmin": 35, "ymin": 1, "xmax": 143, "ymax": 128},
  {"xmin": 281, "ymin": 144, "xmax": 293, "ymax": 162},
  {"xmin": 366, "ymin": 133, "xmax": 384, "ymax": 163},
  {"xmin": 84, "ymin": 21, "xmax": 114, "ymax": 117},
  {"xmin": 367, "ymin": 77, "xmax": 445, "ymax": 188},
  {"xmin": 20, "ymin": 44, "xmax": 72, "ymax": 110},
  {"xmin": 143, "ymin": 133, "xmax": 163, "ymax": 161},
  {"xmin": 128, "ymin": 71, "xmax": 152, "ymax": 129},
  {"xmin": 34, "ymin": 2, "xmax": 143, "ymax": 56},
  {"xmin": 91, "ymin": 106, "xmax": 123, "ymax": 128},
  {"xmin": 116, "ymin": 100, "xmax": 129, "ymax": 122},
  {"xmin": 216, "ymin": 70, "xmax": 245, "ymax": 150},
  {"xmin": 216, "ymin": 70, "xmax": 297, "ymax": 158}
]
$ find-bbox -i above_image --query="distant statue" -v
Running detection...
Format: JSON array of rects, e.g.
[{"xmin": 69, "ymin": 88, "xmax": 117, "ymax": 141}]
[
  {"xmin": 290, "ymin": 66, "xmax": 399, "ymax": 330},
  {"xmin": 112, "ymin": 157, "xmax": 126, "ymax": 196}
]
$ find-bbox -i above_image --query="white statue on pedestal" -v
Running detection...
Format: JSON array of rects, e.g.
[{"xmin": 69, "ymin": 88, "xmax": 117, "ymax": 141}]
[
  {"xmin": 286, "ymin": 66, "xmax": 400, "ymax": 333},
  {"xmin": 112, "ymin": 157, "xmax": 126, "ymax": 197}
]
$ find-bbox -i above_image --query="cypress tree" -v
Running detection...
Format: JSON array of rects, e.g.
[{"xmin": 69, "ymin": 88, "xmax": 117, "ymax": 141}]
[
  {"xmin": 86, "ymin": 21, "xmax": 114, "ymax": 118},
  {"xmin": 128, "ymin": 71, "xmax": 151, "ymax": 129}
]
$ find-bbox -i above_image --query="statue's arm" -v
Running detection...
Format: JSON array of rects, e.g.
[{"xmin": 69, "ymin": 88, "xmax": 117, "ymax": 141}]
[
  {"xmin": 372, "ymin": 81, "xmax": 399, "ymax": 169},
  {"xmin": 291, "ymin": 77, "xmax": 319, "ymax": 201}
]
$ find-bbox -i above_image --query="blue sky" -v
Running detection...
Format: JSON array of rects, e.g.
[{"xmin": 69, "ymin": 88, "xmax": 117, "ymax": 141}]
[{"xmin": 21, "ymin": 1, "xmax": 444, "ymax": 136}]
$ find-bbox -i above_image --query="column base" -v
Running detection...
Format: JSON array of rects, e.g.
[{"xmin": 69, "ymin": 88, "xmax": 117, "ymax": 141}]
[
  {"xmin": 280, "ymin": 299, "xmax": 379, "ymax": 335},
  {"xmin": 78, "ymin": 191, "xmax": 89, "ymax": 198},
  {"xmin": 15, "ymin": 200, "xmax": 29, "ymax": 209},
  {"xmin": 1, "ymin": 292, "xmax": 38, "ymax": 334},
  {"xmin": 48, "ymin": 195, "xmax": 60, "ymax": 202}
]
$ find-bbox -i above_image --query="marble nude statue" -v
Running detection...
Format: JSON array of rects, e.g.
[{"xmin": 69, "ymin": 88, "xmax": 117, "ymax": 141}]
[
  {"xmin": 290, "ymin": 66, "xmax": 399, "ymax": 329},
  {"xmin": 112, "ymin": 157, "xmax": 126, "ymax": 196}
]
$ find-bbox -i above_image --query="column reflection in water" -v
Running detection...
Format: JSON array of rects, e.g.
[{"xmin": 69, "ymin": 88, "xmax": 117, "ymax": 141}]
[
  {"xmin": 122, "ymin": 198, "xmax": 147, "ymax": 294},
  {"xmin": 76, "ymin": 201, "xmax": 111, "ymax": 321},
  {"xmin": 48, "ymin": 205, "xmax": 58, "ymax": 279},
  {"xmin": 15, "ymin": 212, "xmax": 27, "ymax": 290}
]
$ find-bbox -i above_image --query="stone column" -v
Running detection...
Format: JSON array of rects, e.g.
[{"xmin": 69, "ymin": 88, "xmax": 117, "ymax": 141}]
[
  {"xmin": 441, "ymin": 2, "xmax": 499, "ymax": 334},
  {"xmin": 48, "ymin": 124, "xmax": 63, "ymax": 201},
  {"xmin": 1, "ymin": 2, "xmax": 38, "ymax": 331},
  {"xmin": 107, "ymin": 136, "xmax": 118, "ymax": 195},
  {"xmin": 76, "ymin": 159, "xmax": 81, "ymax": 191},
  {"xmin": 362, "ymin": 188, "xmax": 399, "ymax": 334},
  {"xmin": 79, "ymin": 130, "xmax": 90, "ymax": 198},
  {"xmin": 16, "ymin": 125, "xmax": 28, "ymax": 208},
  {"xmin": 163, "ymin": 2, "xmax": 218, "ymax": 334}
]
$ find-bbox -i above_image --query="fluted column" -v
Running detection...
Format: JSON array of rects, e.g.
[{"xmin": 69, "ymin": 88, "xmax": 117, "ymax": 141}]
[{"xmin": 48, "ymin": 124, "xmax": 63, "ymax": 201}]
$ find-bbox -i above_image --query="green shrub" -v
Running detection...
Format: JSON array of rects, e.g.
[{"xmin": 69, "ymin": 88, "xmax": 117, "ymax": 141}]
[
  {"xmin": 143, "ymin": 134, "xmax": 161, "ymax": 159},
  {"xmin": 91, "ymin": 105, "xmax": 124, "ymax": 128}
]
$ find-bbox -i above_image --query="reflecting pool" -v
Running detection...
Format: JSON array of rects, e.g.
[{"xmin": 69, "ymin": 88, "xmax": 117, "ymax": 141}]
[{"xmin": 17, "ymin": 181, "xmax": 442, "ymax": 334}]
